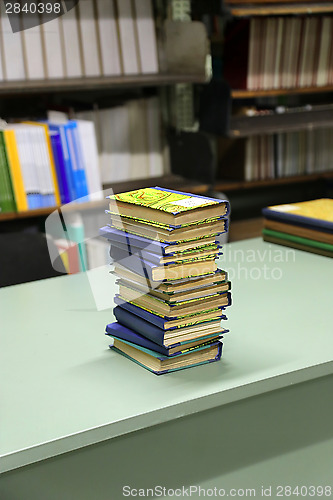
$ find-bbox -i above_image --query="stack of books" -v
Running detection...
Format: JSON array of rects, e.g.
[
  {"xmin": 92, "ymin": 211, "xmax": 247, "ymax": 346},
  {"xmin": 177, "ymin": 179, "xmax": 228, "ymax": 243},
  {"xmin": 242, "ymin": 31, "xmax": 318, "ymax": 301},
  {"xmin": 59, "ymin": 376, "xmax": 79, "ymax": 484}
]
[
  {"xmin": 100, "ymin": 187, "xmax": 231, "ymax": 375},
  {"xmin": 263, "ymin": 199, "xmax": 333, "ymax": 258}
]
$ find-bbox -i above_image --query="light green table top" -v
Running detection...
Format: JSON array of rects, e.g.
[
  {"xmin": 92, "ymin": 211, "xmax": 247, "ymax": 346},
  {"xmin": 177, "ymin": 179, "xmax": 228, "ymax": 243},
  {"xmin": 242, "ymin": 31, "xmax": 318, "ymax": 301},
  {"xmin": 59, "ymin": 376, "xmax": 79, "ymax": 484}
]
[{"xmin": 1, "ymin": 238, "xmax": 332, "ymax": 474}]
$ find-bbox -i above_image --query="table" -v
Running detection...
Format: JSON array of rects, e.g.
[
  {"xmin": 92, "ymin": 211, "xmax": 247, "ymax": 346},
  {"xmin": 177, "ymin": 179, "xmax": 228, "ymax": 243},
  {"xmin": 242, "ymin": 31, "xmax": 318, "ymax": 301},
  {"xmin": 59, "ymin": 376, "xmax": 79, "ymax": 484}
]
[{"xmin": 1, "ymin": 238, "xmax": 333, "ymax": 500}]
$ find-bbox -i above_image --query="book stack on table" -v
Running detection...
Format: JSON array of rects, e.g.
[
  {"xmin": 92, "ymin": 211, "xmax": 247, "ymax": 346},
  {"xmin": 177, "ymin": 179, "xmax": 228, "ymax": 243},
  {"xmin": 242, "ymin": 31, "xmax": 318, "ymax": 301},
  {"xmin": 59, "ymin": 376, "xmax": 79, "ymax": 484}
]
[
  {"xmin": 262, "ymin": 199, "xmax": 333, "ymax": 258},
  {"xmin": 100, "ymin": 187, "xmax": 231, "ymax": 375}
]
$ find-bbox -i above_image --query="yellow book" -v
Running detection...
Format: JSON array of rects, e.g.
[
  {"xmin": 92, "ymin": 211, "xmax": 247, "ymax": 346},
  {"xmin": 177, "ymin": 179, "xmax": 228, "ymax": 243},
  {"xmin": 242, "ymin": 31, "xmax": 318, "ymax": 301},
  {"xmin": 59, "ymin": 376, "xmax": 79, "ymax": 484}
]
[
  {"xmin": 23, "ymin": 121, "xmax": 61, "ymax": 206},
  {"xmin": 3, "ymin": 129, "xmax": 28, "ymax": 212}
]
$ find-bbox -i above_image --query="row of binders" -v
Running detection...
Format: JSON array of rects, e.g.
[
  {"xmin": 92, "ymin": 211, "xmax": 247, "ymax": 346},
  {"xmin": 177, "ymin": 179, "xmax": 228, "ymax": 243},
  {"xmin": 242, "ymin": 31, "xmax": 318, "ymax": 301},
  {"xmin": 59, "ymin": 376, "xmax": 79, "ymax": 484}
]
[
  {"xmin": 218, "ymin": 127, "xmax": 333, "ymax": 182},
  {"xmin": 100, "ymin": 186, "xmax": 231, "ymax": 375},
  {"xmin": 0, "ymin": 96, "xmax": 166, "ymax": 214},
  {"xmin": 0, "ymin": 119, "xmax": 103, "ymax": 214},
  {"xmin": 77, "ymin": 97, "xmax": 166, "ymax": 185},
  {"xmin": 0, "ymin": 0, "xmax": 158, "ymax": 81},
  {"xmin": 224, "ymin": 16, "xmax": 333, "ymax": 90}
]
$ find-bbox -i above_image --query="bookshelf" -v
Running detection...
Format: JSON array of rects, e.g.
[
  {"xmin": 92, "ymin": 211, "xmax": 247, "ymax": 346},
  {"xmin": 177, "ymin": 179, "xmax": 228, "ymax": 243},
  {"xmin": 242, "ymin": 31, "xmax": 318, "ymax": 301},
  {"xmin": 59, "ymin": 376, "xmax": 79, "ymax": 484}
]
[
  {"xmin": 0, "ymin": 1, "xmax": 212, "ymax": 230},
  {"xmin": 196, "ymin": 1, "xmax": 333, "ymax": 214}
]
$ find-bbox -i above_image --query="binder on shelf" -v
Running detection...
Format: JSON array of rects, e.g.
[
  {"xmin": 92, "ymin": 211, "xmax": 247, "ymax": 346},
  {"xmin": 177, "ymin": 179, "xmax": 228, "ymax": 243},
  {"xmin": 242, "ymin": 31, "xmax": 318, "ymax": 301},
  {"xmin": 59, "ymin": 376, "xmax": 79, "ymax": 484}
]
[
  {"xmin": 3, "ymin": 130, "xmax": 28, "ymax": 212},
  {"xmin": 60, "ymin": 4, "xmax": 83, "ymax": 78},
  {"xmin": 78, "ymin": 0, "xmax": 102, "ymax": 77},
  {"xmin": 0, "ymin": 3, "xmax": 25, "ymax": 81},
  {"xmin": 0, "ymin": 131, "xmax": 16, "ymax": 214},
  {"xmin": 74, "ymin": 120, "xmax": 103, "ymax": 201},
  {"xmin": 116, "ymin": 0, "xmax": 140, "ymax": 75},
  {"xmin": 41, "ymin": 15, "xmax": 65, "ymax": 79},
  {"xmin": 21, "ymin": 16, "xmax": 45, "ymax": 80},
  {"xmin": 133, "ymin": 0, "xmax": 159, "ymax": 74},
  {"xmin": 95, "ymin": 0, "xmax": 122, "ymax": 76}
]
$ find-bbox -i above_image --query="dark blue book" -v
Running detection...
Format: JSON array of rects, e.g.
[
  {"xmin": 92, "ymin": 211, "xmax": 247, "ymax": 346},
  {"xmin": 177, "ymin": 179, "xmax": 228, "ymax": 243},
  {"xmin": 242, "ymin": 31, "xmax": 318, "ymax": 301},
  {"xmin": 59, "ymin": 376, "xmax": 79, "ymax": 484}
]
[
  {"xmin": 262, "ymin": 200, "xmax": 333, "ymax": 234},
  {"xmin": 114, "ymin": 297, "xmax": 227, "ymax": 330},
  {"xmin": 110, "ymin": 245, "xmax": 218, "ymax": 281},
  {"xmin": 106, "ymin": 322, "xmax": 223, "ymax": 357},
  {"xmin": 49, "ymin": 127, "xmax": 71, "ymax": 204},
  {"xmin": 48, "ymin": 123, "xmax": 76, "ymax": 201},
  {"xmin": 100, "ymin": 225, "xmax": 221, "ymax": 256},
  {"xmin": 113, "ymin": 305, "xmax": 228, "ymax": 346},
  {"xmin": 110, "ymin": 240, "xmax": 220, "ymax": 266}
]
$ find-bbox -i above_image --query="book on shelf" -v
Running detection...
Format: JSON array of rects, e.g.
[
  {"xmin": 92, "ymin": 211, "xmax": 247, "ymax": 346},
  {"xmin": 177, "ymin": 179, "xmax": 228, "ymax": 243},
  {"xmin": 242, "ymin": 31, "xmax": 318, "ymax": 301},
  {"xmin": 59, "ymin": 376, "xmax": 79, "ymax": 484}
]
[
  {"xmin": 223, "ymin": 16, "xmax": 333, "ymax": 91},
  {"xmin": 262, "ymin": 199, "xmax": 333, "ymax": 258},
  {"xmin": 41, "ymin": 12, "xmax": 65, "ymax": 79},
  {"xmin": 78, "ymin": 0, "xmax": 102, "ymax": 77},
  {"xmin": 95, "ymin": 0, "xmax": 122, "ymax": 76},
  {"xmin": 101, "ymin": 186, "xmax": 231, "ymax": 374},
  {"xmin": 0, "ymin": 2, "xmax": 25, "ymax": 81},
  {"xmin": 217, "ymin": 127, "xmax": 333, "ymax": 182}
]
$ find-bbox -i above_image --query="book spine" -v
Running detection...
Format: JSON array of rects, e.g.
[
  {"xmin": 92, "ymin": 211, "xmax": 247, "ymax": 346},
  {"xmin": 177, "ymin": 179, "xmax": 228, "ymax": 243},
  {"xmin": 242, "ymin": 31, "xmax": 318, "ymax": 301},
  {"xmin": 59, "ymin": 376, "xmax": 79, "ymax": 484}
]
[{"xmin": 113, "ymin": 306, "xmax": 166, "ymax": 345}]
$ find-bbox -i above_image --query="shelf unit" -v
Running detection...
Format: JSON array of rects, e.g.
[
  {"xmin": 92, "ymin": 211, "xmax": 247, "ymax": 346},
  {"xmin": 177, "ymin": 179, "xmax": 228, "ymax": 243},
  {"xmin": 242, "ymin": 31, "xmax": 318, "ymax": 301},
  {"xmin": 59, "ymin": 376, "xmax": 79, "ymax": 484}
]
[{"xmin": 193, "ymin": 1, "xmax": 333, "ymax": 217}]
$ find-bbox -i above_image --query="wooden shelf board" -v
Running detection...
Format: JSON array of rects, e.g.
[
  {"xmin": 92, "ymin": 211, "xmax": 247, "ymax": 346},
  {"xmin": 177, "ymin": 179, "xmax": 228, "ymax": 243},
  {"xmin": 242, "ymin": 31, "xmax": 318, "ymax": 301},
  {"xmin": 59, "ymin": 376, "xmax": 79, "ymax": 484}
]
[
  {"xmin": 0, "ymin": 73, "xmax": 208, "ymax": 95},
  {"xmin": 229, "ymin": 3, "xmax": 333, "ymax": 16},
  {"xmin": 0, "ymin": 176, "xmax": 209, "ymax": 222},
  {"xmin": 229, "ymin": 108, "xmax": 333, "ymax": 137},
  {"xmin": 215, "ymin": 172, "xmax": 333, "ymax": 191},
  {"xmin": 232, "ymin": 86, "xmax": 333, "ymax": 99},
  {"xmin": 104, "ymin": 175, "xmax": 209, "ymax": 196}
]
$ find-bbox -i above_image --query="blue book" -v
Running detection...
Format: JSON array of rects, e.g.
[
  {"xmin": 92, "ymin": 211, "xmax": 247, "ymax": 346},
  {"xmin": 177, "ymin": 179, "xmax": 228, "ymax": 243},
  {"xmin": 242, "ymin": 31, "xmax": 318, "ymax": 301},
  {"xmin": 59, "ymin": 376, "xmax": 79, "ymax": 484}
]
[
  {"xmin": 110, "ymin": 245, "xmax": 218, "ymax": 281},
  {"xmin": 108, "ymin": 240, "xmax": 221, "ymax": 266},
  {"xmin": 49, "ymin": 128, "xmax": 71, "ymax": 204},
  {"xmin": 68, "ymin": 121, "xmax": 89, "ymax": 200},
  {"xmin": 114, "ymin": 297, "xmax": 227, "ymax": 330},
  {"xmin": 108, "ymin": 332, "xmax": 223, "ymax": 375},
  {"xmin": 262, "ymin": 199, "xmax": 333, "ymax": 233},
  {"xmin": 48, "ymin": 124, "xmax": 76, "ymax": 202},
  {"xmin": 106, "ymin": 322, "xmax": 223, "ymax": 357},
  {"xmin": 113, "ymin": 305, "xmax": 228, "ymax": 347}
]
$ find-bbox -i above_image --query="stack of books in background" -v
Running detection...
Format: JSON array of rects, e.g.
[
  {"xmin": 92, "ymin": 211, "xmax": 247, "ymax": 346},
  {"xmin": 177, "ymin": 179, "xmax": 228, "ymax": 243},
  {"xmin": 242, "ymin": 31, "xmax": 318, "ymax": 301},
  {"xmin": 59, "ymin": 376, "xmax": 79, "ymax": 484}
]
[
  {"xmin": 100, "ymin": 187, "xmax": 231, "ymax": 375},
  {"xmin": 262, "ymin": 198, "xmax": 333, "ymax": 258}
]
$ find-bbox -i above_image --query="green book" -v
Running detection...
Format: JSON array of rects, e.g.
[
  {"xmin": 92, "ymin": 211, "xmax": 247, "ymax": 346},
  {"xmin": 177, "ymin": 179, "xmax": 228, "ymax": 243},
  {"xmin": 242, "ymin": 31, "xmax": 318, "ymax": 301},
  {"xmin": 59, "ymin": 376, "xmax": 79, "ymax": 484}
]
[
  {"xmin": 263, "ymin": 228, "xmax": 333, "ymax": 258},
  {"xmin": 0, "ymin": 131, "xmax": 16, "ymax": 214}
]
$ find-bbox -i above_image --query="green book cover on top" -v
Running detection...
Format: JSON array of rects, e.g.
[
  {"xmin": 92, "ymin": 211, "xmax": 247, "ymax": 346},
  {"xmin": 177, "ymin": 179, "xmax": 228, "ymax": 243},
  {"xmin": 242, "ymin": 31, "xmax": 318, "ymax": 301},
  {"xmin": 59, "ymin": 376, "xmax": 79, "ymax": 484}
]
[{"xmin": 109, "ymin": 187, "xmax": 222, "ymax": 214}]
